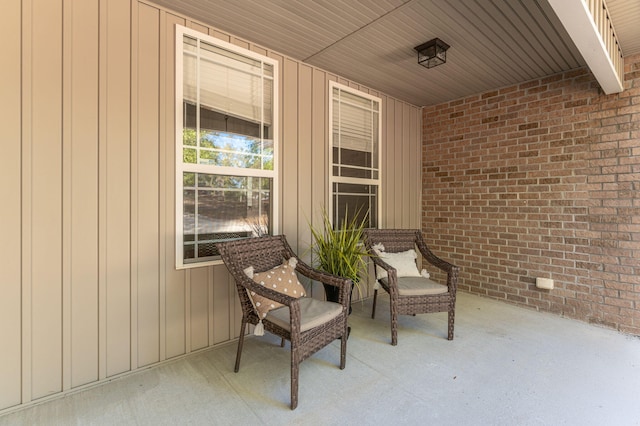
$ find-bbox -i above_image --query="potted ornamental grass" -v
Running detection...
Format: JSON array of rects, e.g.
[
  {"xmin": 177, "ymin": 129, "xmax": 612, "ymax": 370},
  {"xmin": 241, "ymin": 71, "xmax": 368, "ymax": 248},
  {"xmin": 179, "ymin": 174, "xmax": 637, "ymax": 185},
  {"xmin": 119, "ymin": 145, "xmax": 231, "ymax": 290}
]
[{"xmin": 309, "ymin": 208, "xmax": 370, "ymax": 309}]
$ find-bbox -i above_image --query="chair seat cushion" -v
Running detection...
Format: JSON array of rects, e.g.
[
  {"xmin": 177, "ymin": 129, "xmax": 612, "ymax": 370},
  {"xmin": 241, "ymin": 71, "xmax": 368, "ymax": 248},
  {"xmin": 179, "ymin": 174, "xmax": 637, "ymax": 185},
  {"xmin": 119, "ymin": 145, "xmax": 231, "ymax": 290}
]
[
  {"xmin": 380, "ymin": 276, "xmax": 448, "ymax": 296},
  {"xmin": 266, "ymin": 297, "xmax": 343, "ymax": 332}
]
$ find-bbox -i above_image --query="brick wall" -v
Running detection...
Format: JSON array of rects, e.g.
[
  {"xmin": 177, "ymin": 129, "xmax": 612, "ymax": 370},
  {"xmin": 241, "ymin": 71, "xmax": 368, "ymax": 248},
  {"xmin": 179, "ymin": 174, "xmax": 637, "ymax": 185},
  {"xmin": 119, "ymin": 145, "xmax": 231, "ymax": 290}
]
[{"xmin": 422, "ymin": 54, "xmax": 640, "ymax": 335}]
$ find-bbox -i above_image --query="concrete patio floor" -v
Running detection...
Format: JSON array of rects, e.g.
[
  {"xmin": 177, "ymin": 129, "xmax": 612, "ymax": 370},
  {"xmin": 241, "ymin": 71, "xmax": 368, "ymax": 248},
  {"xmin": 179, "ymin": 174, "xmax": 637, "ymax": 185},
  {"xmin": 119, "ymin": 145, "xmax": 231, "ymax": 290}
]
[{"xmin": 2, "ymin": 291, "xmax": 639, "ymax": 425}]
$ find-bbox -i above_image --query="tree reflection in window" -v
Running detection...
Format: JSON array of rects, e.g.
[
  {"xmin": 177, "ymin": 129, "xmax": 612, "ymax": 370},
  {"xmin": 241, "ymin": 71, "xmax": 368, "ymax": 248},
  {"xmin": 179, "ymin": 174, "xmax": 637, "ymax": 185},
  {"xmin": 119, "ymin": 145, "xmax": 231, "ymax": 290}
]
[{"xmin": 176, "ymin": 27, "xmax": 278, "ymax": 267}]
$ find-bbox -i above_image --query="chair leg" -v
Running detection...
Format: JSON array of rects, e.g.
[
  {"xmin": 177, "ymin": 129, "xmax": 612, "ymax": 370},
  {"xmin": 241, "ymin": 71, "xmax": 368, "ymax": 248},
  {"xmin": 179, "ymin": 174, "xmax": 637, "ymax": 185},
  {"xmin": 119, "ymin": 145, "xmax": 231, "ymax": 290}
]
[
  {"xmin": 340, "ymin": 322, "xmax": 347, "ymax": 370},
  {"xmin": 371, "ymin": 289, "xmax": 378, "ymax": 319},
  {"xmin": 447, "ymin": 308, "xmax": 455, "ymax": 341},
  {"xmin": 390, "ymin": 301, "xmax": 398, "ymax": 346},
  {"xmin": 234, "ymin": 320, "xmax": 247, "ymax": 372},
  {"xmin": 280, "ymin": 337, "xmax": 285, "ymax": 347},
  {"xmin": 290, "ymin": 351, "xmax": 299, "ymax": 410}
]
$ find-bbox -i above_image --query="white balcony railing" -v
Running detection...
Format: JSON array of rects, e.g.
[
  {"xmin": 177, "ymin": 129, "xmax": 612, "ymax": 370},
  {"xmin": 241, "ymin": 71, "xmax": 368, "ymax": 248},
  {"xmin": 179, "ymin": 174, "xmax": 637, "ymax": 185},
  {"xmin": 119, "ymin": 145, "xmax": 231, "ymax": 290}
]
[
  {"xmin": 586, "ymin": 0, "xmax": 624, "ymax": 84},
  {"xmin": 549, "ymin": 0, "xmax": 624, "ymax": 94}
]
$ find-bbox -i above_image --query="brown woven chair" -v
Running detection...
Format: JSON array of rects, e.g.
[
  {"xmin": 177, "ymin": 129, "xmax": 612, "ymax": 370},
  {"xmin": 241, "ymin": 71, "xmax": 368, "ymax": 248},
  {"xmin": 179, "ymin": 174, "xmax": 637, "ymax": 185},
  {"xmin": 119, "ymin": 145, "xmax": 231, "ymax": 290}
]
[
  {"xmin": 363, "ymin": 229, "xmax": 459, "ymax": 345},
  {"xmin": 217, "ymin": 235, "xmax": 350, "ymax": 410}
]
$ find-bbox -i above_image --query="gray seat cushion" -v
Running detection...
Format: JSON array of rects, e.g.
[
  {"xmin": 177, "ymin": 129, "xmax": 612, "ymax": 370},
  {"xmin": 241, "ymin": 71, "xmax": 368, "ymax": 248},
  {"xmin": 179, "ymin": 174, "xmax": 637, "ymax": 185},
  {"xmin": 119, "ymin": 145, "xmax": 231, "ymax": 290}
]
[
  {"xmin": 380, "ymin": 276, "xmax": 448, "ymax": 296},
  {"xmin": 266, "ymin": 297, "xmax": 343, "ymax": 332}
]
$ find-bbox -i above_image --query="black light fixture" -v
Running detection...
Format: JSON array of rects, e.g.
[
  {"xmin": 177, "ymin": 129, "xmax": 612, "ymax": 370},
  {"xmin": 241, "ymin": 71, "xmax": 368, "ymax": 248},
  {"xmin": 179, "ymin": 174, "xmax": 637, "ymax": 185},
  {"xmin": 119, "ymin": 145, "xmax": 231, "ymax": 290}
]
[{"xmin": 414, "ymin": 38, "xmax": 450, "ymax": 69}]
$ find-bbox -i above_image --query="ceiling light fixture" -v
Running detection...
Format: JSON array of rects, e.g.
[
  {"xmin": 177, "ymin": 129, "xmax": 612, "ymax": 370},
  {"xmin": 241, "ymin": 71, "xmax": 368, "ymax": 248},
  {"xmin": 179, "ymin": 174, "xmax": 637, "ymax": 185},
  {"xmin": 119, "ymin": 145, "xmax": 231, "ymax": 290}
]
[{"xmin": 414, "ymin": 38, "xmax": 450, "ymax": 69}]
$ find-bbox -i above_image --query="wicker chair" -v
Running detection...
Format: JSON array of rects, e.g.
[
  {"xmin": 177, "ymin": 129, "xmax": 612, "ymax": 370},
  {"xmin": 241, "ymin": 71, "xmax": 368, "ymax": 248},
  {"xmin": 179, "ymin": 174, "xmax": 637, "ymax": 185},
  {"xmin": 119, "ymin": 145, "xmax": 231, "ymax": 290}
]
[
  {"xmin": 217, "ymin": 235, "xmax": 351, "ymax": 410},
  {"xmin": 363, "ymin": 229, "xmax": 459, "ymax": 345}
]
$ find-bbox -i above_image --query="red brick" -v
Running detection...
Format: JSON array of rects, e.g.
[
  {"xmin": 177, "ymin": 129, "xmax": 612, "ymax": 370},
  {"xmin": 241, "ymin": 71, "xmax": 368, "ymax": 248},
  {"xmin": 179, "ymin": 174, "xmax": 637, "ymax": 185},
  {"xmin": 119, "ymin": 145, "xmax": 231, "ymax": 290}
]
[{"xmin": 422, "ymin": 54, "xmax": 640, "ymax": 336}]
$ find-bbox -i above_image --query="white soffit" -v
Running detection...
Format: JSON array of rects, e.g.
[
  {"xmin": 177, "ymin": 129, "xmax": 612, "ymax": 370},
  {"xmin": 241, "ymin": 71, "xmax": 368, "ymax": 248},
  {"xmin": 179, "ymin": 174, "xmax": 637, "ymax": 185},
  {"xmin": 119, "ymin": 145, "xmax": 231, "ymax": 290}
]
[{"xmin": 548, "ymin": 0, "xmax": 624, "ymax": 94}]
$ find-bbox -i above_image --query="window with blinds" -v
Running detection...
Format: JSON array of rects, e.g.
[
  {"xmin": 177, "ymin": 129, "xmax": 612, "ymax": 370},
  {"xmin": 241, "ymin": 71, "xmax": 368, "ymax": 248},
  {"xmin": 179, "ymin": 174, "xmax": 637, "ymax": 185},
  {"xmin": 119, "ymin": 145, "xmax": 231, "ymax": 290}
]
[
  {"xmin": 329, "ymin": 81, "xmax": 381, "ymax": 229},
  {"xmin": 175, "ymin": 26, "xmax": 279, "ymax": 268}
]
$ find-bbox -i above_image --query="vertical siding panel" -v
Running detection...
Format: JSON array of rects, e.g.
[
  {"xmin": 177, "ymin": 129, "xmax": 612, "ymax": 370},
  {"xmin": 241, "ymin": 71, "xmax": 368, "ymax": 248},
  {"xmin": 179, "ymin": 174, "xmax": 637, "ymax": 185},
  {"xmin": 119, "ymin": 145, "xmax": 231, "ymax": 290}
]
[
  {"xmin": 310, "ymin": 68, "xmax": 327, "ymax": 298},
  {"xmin": 164, "ymin": 12, "xmax": 187, "ymax": 360},
  {"xmin": 0, "ymin": 0, "xmax": 22, "ymax": 410},
  {"xmin": 184, "ymin": 271, "xmax": 192, "ymax": 352},
  {"xmin": 311, "ymin": 68, "xmax": 327, "ymax": 213},
  {"xmin": 211, "ymin": 30, "xmax": 230, "ymax": 43},
  {"xmin": 297, "ymin": 64, "xmax": 313, "ymax": 260},
  {"xmin": 408, "ymin": 105, "xmax": 422, "ymax": 229},
  {"xmin": 231, "ymin": 37, "xmax": 249, "ymax": 50},
  {"xmin": 30, "ymin": 0, "xmax": 64, "ymax": 400},
  {"xmin": 98, "ymin": 0, "xmax": 106, "ymax": 380},
  {"xmin": 66, "ymin": 0, "xmax": 100, "ymax": 389},
  {"xmin": 251, "ymin": 45, "xmax": 268, "ymax": 57},
  {"xmin": 157, "ymin": 8, "xmax": 167, "ymax": 363},
  {"xmin": 21, "ymin": 0, "xmax": 34, "ymax": 402},
  {"xmin": 378, "ymin": 95, "xmax": 385, "ymax": 228},
  {"xmin": 268, "ymin": 52, "xmax": 284, "ymax": 235},
  {"xmin": 212, "ymin": 266, "xmax": 231, "ymax": 344},
  {"xmin": 393, "ymin": 101, "xmax": 404, "ymax": 227},
  {"xmin": 190, "ymin": 268, "xmax": 209, "ymax": 351},
  {"xmin": 187, "ymin": 21, "xmax": 208, "ymax": 35},
  {"xmin": 129, "ymin": 0, "xmax": 140, "ymax": 371},
  {"xmin": 282, "ymin": 59, "xmax": 299, "ymax": 249},
  {"xmin": 136, "ymin": 3, "xmax": 161, "ymax": 367},
  {"xmin": 378, "ymin": 94, "xmax": 386, "ymax": 229},
  {"xmin": 231, "ymin": 270, "xmax": 243, "ymax": 338},
  {"xmin": 62, "ymin": 0, "xmax": 72, "ymax": 393},
  {"xmin": 101, "ymin": 0, "xmax": 132, "ymax": 378},
  {"xmin": 402, "ymin": 103, "xmax": 411, "ymax": 227},
  {"xmin": 208, "ymin": 266, "xmax": 215, "ymax": 345},
  {"xmin": 384, "ymin": 97, "xmax": 396, "ymax": 228}
]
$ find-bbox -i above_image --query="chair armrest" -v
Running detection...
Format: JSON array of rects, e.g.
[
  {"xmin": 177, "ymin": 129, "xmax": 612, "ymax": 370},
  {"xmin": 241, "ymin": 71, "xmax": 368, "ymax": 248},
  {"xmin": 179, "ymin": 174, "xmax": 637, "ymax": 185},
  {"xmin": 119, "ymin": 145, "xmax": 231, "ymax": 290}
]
[
  {"xmin": 369, "ymin": 255, "xmax": 397, "ymax": 280},
  {"xmin": 293, "ymin": 256, "xmax": 349, "ymax": 287},
  {"xmin": 278, "ymin": 238, "xmax": 352, "ymax": 307},
  {"xmin": 287, "ymin": 255, "xmax": 352, "ymax": 309},
  {"xmin": 415, "ymin": 236, "xmax": 459, "ymax": 292},
  {"xmin": 415, "ymin": 236, "xmax": 457, "ymax": 273},
  {"xmin": 369, "ymin": 254, "xmax": 400, "ymax": 295}
]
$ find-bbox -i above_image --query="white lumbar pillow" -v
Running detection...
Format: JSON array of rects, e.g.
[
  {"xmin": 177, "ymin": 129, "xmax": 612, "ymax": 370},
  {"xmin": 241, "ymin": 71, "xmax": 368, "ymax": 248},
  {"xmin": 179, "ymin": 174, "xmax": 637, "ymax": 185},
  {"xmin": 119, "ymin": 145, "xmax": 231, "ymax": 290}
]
[{"xmin": 372, "ymin": 244, "xmax": 422, "ymax": 280}]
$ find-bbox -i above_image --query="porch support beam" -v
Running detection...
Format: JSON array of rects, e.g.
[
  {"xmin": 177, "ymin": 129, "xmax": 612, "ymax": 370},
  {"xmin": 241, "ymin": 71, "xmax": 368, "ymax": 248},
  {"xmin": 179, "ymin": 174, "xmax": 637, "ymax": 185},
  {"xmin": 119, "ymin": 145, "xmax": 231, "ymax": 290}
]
[{"xmin": 548, "ymin": 0, "xmax": 624, "ymax": 94}]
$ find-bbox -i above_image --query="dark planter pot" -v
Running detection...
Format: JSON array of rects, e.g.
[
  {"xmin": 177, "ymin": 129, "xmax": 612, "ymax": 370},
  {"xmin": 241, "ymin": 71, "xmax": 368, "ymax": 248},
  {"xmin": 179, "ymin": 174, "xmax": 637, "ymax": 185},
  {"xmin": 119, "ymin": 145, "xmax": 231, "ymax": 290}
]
[{"xmin": 323, "ymin": 282, "xmax": 354, "ymax": 315}]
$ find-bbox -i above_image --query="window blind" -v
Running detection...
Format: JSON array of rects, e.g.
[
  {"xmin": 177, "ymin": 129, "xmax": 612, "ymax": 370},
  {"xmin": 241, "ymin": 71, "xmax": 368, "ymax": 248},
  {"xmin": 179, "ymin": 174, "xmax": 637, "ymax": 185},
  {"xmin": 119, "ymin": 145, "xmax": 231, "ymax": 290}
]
[
  {"xmin": 183, "ymin": 36, "xmax": 273, "ymax": 126},
  {"xmin": 332, "ymin": 87, "xmax": 378, "ymax": 154}
]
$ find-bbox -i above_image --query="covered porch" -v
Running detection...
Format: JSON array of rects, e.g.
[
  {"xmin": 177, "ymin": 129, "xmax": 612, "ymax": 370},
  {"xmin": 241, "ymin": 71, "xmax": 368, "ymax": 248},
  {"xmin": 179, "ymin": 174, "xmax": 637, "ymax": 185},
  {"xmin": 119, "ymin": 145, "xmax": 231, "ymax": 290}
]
[
  {"xmin": 2, "ymin": 291, "xmax": 638, "ymax": 425},
  {"xmin": 2, "ymin": 0, "xmax": 640, "ymax": 420}
]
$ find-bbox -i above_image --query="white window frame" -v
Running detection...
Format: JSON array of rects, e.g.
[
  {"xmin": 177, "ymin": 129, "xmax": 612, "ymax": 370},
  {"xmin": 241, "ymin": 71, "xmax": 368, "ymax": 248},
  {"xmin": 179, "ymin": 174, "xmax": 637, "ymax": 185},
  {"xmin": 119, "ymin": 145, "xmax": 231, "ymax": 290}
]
[
  {"xmin": 328, "ymin": 81, "xmax": 381, "ymax": 228},
  {"xmin": 175, "ymin": 25, "xmax": 279, "ymax": 268}
]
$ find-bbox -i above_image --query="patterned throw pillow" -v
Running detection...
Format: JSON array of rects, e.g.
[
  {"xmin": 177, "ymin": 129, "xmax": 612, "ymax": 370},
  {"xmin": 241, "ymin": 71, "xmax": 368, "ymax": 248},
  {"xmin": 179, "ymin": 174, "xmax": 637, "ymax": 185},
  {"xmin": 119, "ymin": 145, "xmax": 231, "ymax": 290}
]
[{"xmin": 243, "ymin": 257, "xmax": 306, "ymax": 335}]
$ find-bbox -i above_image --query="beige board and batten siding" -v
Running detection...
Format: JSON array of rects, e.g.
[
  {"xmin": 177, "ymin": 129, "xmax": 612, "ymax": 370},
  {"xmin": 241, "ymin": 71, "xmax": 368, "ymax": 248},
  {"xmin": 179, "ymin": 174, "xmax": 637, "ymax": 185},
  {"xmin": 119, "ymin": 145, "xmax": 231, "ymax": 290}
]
[
  {"xmin": 0, "ymin": 0, "xmax": 22, "ymax": 411},
  {"xmin": 0, "ymin": 0, "xmax": 421, "ymax": 413}
]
